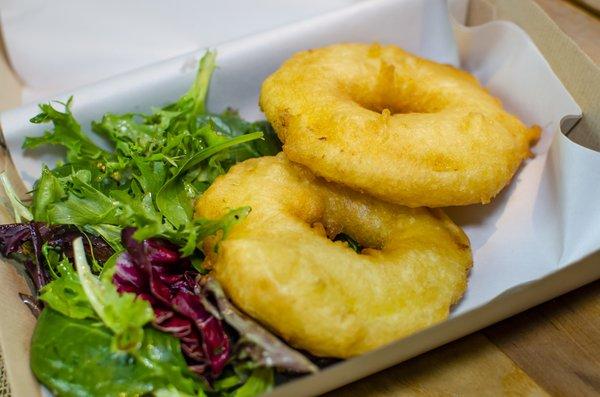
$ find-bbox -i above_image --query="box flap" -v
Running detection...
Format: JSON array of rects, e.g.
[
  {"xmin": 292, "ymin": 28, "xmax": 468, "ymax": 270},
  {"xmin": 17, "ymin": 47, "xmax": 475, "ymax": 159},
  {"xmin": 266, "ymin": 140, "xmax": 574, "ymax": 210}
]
[{"xmin": 468, "ymin": 0, "xmax": 600, "ymax": 151}]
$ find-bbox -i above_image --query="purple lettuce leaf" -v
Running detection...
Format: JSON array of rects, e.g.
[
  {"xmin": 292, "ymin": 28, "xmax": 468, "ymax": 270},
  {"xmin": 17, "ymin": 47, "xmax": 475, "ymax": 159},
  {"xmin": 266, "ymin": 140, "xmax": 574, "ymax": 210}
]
[
  {"xmin": 114, "ymin": 228, "xmax": 231, "ymax": 377},
  {"xmin": 0, "ymin": 222, "xmax": 114, "ymax": 304},
  {"xmin": 0, "ymin": 223, "xmax": 48, "ymax": 293},
  {"xmin": 114, "ymin": 227, "xmax": 318, "ymax": 379}
]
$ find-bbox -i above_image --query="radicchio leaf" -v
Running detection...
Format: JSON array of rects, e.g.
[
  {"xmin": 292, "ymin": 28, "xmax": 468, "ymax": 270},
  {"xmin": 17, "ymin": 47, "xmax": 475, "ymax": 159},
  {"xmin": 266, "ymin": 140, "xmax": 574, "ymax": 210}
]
[
  {"xmin": 0, "ymin": 222, "xmax": 114, "ymax": 313},
  {"xmin": 114, "ymin": 228, "xmax": 230, "ymax": 377},
  {"xmin": 0, "ymin": 223, "xmax": 47, "ymax": 293},
  {"xmin": 0, "ymin": 223, "xmax": 114, "ymax": 269}
]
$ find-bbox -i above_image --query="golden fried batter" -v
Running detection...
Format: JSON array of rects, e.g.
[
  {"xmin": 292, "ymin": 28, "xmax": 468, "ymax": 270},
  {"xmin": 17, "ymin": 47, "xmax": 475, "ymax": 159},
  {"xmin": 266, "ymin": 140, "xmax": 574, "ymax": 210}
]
[
  {"xmin": 260, "ymin": 43, "xmax": 540, "ymax": 207},
  {"xmin": 195, "ymin": 154, "xmax": 472, "ymax": 358}
]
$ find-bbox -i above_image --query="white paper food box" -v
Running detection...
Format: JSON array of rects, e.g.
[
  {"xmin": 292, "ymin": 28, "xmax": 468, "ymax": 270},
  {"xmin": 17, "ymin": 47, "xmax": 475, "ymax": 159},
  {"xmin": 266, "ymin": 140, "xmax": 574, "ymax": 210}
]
[{"xmin": 0, "ymin": 0, "xmax": 599, "ymax": 395}]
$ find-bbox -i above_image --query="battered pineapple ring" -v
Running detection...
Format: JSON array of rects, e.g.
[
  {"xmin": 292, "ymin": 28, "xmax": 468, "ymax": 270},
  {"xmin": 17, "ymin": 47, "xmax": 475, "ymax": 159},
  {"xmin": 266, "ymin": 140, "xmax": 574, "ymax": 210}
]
[
  {"xmin": 260, "ymin": 43, "xmax": 540, "ymax": 207},
  {"xmin": 195, "ymin": 154, "xmax": 472, "ymax": 358}
]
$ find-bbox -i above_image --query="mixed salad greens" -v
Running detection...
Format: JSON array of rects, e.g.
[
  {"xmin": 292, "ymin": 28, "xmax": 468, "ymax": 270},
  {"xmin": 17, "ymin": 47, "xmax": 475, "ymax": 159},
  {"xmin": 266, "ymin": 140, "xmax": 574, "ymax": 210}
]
[{"xmin": 0, "ymin": 51, "xmax": 318, "ymax": 397}]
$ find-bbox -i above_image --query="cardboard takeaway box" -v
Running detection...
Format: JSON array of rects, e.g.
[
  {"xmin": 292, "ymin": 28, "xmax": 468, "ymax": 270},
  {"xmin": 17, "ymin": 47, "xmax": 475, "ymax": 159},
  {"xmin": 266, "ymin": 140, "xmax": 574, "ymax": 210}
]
[{"xmin": 0, "ymin": 0, "xmax": 599, "ymax": 396}]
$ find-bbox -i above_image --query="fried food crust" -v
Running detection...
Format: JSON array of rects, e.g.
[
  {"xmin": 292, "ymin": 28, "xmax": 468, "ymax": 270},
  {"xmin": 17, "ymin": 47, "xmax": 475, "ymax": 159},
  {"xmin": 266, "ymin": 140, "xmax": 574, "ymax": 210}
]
[
  {"xmin": 259, "ymin": 43, "xmax": 540, "ymax": 207},
  {"xmin": 195, "ymin": 154, "xmax": 472, "ymax": 358}
]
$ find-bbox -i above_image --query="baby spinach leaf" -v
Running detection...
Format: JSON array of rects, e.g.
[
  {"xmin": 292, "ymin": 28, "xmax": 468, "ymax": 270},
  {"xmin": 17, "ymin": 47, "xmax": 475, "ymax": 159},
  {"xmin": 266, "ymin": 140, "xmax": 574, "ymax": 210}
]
[{"xmin": 31, "ymin": 309, "xmax": 199, "ymax": 397}]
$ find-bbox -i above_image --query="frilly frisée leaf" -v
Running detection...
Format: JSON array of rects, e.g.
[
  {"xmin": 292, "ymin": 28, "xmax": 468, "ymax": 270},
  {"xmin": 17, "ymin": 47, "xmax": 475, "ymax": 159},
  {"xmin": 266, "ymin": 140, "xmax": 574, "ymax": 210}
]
[
  {"xmin": 22, "ymin": 50, "xmax": 274, "ymax": 256},
  {"xmin": 25, "ymin": 96, "xmax": 108, "ymax": 162}
]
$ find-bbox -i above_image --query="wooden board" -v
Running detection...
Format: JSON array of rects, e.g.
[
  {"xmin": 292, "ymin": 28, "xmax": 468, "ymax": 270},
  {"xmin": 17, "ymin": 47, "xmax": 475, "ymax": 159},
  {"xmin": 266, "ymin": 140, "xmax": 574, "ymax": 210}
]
[
  {"xmin": 325, "ymin": 333, "xmax": 549, "ymax": 396},
  {"xmin": 485, "ymin": 281, "xmax": 600, "ymax": 396}
]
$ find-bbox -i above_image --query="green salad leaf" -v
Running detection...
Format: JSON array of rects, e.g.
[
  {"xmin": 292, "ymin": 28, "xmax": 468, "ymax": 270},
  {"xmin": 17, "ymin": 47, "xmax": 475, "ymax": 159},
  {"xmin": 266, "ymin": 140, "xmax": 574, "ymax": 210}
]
[
  {"xmin": 0, "ymin": 173, "xmax": 32, "ymax": 222},
  {"xmin": 333, "ymin": 233, "xmax": 363, "ymax": 253},
  {"xmin": 231, "ymin": 368, "xmax": 274, "ymax": 397},
  {"xmin": 31, "ymin": 309, "xmax": 199, "ymax": 397},
  {"xmin": 31, "ymin": 167, "xmax": 65, "ymax": 221},
  {"xmin": 155, "ymin": 385, "xmax": 204, "ymax": 397},
  {"xmin": 25, "ymin": 97, "xmax": 108, "ymax": 162},
  {"xmin": 23, "ymin": 50, "xmax": 281, "ymax": 258},
  {"xmin": 156, "ymin": 131, "xmax": 261, "ymax": 227},
  {"xmin": 210, "ymin": 364, "xmax": 274, "ymax": 397},
  {"xmin": 13, "ymin": 50, "xmax": 288, "ymax": 397},
  {"xmin": 73, "ymin": 237, "xmax": 153, "ymax": 351},
  {"xmin": 39, "ymin": 246, "xmax": 95, "ymax": 320},
  {"xmin": 40, "ymin": 238, "xmax": 153, "ymax": 351}
]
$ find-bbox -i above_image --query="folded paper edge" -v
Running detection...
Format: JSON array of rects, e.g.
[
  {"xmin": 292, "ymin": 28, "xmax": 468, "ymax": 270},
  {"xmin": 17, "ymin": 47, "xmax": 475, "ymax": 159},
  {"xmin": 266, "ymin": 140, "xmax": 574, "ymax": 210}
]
[{"xmin": 466, "ymin": 0, "xmax": 600, "ymax": 152}]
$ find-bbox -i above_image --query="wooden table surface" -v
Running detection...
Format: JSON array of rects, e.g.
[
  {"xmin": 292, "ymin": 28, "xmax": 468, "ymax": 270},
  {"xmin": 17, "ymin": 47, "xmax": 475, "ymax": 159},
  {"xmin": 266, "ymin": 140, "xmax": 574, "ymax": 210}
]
[
  {"xmin": 0, "ymin": 1, "xmax": 598, "ymax": 397},
  {"xmin": 327, "ymin": 1, "xmax": 600, "ymax": 395}
]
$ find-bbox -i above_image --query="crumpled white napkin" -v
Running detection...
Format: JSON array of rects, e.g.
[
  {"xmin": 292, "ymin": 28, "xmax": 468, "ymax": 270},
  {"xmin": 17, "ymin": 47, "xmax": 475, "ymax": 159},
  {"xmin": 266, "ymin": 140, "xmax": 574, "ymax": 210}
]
[{"xmin": 0, "ymin": 0, "xmax": 359, "ymax": 102}]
